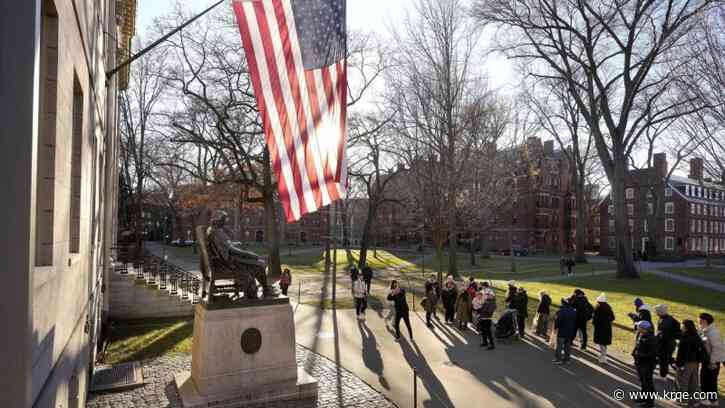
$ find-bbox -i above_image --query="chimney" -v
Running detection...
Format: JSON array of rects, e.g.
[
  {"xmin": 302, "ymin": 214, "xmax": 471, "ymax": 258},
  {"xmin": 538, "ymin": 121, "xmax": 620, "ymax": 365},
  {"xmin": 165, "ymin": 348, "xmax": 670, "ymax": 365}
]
[
  {"xmin": 544, "ymin": 140, "xmax": 554, "ymax": 156},
  {"xmin": 653, "ymin": 153, "xmax": 668, "ymax": 180},
  {"xmin": 689, "ymin": 158, "xmax": 704, "ymax": 181}
]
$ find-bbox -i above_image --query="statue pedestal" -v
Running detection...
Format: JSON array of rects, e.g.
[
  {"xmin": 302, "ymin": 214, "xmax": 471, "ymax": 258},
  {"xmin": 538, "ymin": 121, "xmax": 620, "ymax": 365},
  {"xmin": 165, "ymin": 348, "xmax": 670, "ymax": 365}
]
[{"xmin": 175, "ymin": 299, "xmax": 318, "ymax": 407}]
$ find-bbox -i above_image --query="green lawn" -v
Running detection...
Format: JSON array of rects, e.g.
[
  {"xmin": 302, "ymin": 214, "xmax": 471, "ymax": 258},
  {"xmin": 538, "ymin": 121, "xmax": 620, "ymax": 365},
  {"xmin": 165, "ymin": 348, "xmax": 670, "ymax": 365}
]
[
  {"xmin": 103, "ymin": 318, "xmax": 193, "ymax": 364},
  {"xmin": 404, "ymin": 254, "xmax": 612, "ymax": 281},
  {"xmin": 281, "ymin": 249, "xmax": 417, "ymax": 274},
  {"xmin": 490, "ymin": 274, "xmax": 724, "ymax": 391},
  {"xmin": 657, "ymin": 267, "xmax": 725, "ymax": 286}
]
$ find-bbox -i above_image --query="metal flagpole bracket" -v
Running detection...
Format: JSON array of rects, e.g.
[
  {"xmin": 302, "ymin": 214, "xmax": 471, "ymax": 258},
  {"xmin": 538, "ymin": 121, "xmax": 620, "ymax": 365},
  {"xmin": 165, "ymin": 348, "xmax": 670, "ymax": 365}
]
[{"xmin": 106, "ymin": 0, "xmax": 226, "ymax": 83}]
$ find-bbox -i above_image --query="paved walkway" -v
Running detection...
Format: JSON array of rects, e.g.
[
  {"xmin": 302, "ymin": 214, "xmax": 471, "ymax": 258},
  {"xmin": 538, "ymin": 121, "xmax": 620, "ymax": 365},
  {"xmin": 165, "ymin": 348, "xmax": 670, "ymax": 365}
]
[
  {"xmin": 643, "ymin": 270, "xmax": 725, "ymax": 293},
  {"xmin": 86, "ymin": 345, "xmax": 397, "ymax": 408},
  {"xmin": 293, "ymin": 304, "xmax": 690, "ymax": 408}
]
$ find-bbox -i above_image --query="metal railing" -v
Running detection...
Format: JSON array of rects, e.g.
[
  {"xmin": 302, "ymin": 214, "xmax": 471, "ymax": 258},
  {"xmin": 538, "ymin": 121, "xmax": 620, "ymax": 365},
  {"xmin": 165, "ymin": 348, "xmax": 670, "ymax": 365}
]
[{"xmin": 112, "ymin": 249, "xmax": 202, "ymax": 305}]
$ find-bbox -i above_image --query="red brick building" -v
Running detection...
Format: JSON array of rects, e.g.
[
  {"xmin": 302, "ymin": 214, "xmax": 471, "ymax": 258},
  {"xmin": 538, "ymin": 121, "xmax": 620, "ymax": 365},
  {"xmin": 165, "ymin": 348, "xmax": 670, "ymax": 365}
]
[
  {"xmin": 488, "ymin": 137, "xmax": 574, "ymax": 254},
  {"xmin": 599, "ymin": 155, "xmax": 725, "ymax": 257}
]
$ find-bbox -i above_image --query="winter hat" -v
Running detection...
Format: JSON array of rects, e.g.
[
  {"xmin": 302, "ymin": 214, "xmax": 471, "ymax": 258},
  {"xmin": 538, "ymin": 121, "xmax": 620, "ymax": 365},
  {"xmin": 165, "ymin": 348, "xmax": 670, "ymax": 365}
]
[
  {"xmin": 574, "ymin": 289, "xmax": 585, "ymax": 296},
  {"xmin": 639, "ymin": 304, "xmax": 651, "ymax": 312},
  {"xmin": 484, "ymin": 288, "xmax": 495, "ymax": 298},
  {"xmin": 446, "ymin": 275, "xmax": 454, "ymax": 282},
  {"xmin": 508, "ymin": 280, "xmax": 516, "ymax": 287},
  {"xmin": 633, "ymin": 297, "xmax": 644, "ymax": 308},
  {"xmin": 596, "ymin": 293, "xmax": 607, "ymax": 303},
  {"xmin": 636, "ymin": 320, "xmax": 653, "ymax": 331},
  {"xmin": 655, "ymin": 304, "xmax": 668, "ymax": 315}
]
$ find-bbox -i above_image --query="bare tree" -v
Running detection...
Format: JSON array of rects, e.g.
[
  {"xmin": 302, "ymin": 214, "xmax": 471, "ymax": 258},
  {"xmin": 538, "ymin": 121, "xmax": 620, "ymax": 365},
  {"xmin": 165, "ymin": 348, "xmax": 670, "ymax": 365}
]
[
  {"xmin": 391, "ymin": 0, "xmax": 497, "ymax": 278},
  {"xmin": 347, "ymin": 112, "xmax": 404, "ymax": 269},
  {"xmin": 472, "ymin": 0, "xmax": 717, "ymax": 278},
  {"xmin": 119, "ymin": 38, "xmax": 168, "ymax": 256}
]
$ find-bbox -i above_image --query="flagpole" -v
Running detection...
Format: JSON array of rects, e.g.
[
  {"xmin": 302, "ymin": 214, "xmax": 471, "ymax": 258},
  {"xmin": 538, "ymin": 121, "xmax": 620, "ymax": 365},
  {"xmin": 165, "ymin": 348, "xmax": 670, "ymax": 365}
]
[{"xmin": 106, "ymin": 0, "xmax": 227, "ymax": 81}]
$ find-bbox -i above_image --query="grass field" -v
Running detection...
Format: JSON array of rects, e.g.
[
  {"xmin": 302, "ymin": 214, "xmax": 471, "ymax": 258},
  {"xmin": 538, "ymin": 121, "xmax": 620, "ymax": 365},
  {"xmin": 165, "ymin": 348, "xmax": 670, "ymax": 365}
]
[
  {"xmin": 281, "ymin": 249, "xmax": 418, "ymax": 274},
  {"xmin": 103, "ymin": 318, "xmax": 193, "ymax": 364},
  {"xmin": 657, "ymin": 267, "xmax": 725, "ymax": 285}
]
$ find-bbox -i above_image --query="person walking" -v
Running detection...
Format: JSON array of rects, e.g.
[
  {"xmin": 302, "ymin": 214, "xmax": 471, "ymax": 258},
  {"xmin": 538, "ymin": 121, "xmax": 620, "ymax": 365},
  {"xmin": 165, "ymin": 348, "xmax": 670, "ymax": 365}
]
[
  {"xmin": 629, "ymin": 297, "xmax": 653, "ymax": 326},
  {"xmin": 632, "ymin": 321, "xmax": 659, "ymax": 408},
  {"xmin": 424, "ymin": 274, "xmax": 440, "ymax": 328},
  {"xmin": 478, "ymin": 289, "xmax": 497, "ymax": 349},
  {"xmin": 674, "ymin": 320, "xmax": 706, "ymax": 403},
  {"xmin": 441, "ymin": 275, "xmax": 458, "ymax": 324},
  {"xmin": 566, "ymin": 257, "xmax": 575, "ymax": 276},
  {"xmin": 512, "ymin": 287, "xmax": 529, "ymax": 338},
  {"xmin": 534, "ymin": 291, "xmax": 552, "ymax": 338},
  {"xmin": 699, "ymin": 312, "xmax": 724, "ymax": 407},
  {"xmin": 353, "ymin": 275, "xmax": 368, "ymax": 321},
  {"xmin": 553, "ymin": 298, "xmax": 577, "ymax": 365},
  {"xmin": 387, "ymin": 280, "xmax": 413, "ymax": 342},
  {"xmin": 655, "ymin": 304, "xmax": 681, "ymax": 378},
  {"xmin": 279, "ymin": 268, "xmax": 292, "ymax": 296},
  {"xmin": 569, "ymin": 289, "xmax": 594, "ymax": 350},
  {"xmin": 350, "ymin": 265, "xmax": 359, "ymax": 282},
  {"xmin": 467, "ymin": 277, "xmax": 478, "ymax": 297},
  {"xmin": 592, "ymin": 293, "xmax": 615, "ymax": 364},
  {"xmin": 362, "ymin": 266, "xmax": 373, "ymax": 295},
  {"xmin": 560, "ymin": 257, "xmax": 567, "ymax": 276},
  {"xmin": 455, "ymin": 288, "xmax": 473, "ymax": 330}
]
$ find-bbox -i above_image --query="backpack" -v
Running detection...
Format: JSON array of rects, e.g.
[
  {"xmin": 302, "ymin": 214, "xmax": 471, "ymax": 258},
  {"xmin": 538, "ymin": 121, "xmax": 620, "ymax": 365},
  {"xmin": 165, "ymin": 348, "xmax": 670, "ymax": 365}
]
[{"xmin": 580, "ymin": 299, "xmax": 594, "ymax": 321}]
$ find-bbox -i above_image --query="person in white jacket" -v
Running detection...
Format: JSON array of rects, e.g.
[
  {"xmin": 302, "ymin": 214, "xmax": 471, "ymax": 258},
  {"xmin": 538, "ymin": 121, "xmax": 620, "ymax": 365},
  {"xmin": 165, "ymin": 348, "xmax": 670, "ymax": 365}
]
[
  {"xmin": 353, "ymin": 275, "xmax": 368, "ymax": 320},
  {"xmin": 699, "ymin": 313, "xmax": 723, "ymax": 406}
]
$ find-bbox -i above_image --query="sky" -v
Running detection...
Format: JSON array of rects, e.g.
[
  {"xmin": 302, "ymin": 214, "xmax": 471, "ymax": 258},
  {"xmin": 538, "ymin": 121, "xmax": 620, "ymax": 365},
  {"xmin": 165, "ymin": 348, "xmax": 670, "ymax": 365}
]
[{"xmin": 136, "ymin": 0, "xmax": 516, "ymax": 93}]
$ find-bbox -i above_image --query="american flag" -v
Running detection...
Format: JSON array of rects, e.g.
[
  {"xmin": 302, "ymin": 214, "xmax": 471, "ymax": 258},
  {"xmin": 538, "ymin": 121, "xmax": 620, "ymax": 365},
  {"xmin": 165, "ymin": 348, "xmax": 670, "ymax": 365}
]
[{"xmin": 233, "ymin": 0, "xmax": 348, "ymax": 222}]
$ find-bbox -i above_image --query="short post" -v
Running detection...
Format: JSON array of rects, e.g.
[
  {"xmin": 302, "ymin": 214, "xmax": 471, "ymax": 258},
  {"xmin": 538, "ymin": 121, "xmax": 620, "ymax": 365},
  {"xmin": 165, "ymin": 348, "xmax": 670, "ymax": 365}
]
[
  {"xmin": 413, "ymin": 367, "xmax": 418, "ymax": 408},
  {"xmin": 298, "ymin": 279, "xmax": 302, "ymax": 301}
]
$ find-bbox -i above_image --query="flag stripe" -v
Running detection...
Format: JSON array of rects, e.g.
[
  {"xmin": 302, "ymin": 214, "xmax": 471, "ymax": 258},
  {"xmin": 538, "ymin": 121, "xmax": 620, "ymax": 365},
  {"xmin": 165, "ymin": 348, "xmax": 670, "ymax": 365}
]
[
  {"xmin": 252, "ymin": 1, "xmax": 309, "ymax": 217},
  {"xmin": 270, "ymin": 0, "xmax": 326, "ymax": 210},
  {"xmin": 233, "ymin": 1, "xmax": 297, "ymax": 220},
  {"xmin": 335, "ymin": 61, "xmax": 347, "ymax": 184}
]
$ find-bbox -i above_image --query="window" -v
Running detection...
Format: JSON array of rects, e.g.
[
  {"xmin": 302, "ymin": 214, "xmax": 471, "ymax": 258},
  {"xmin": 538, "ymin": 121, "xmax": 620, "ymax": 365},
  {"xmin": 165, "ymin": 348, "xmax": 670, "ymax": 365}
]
[
  {"xmin": 665, "ymin": 202, "xmax": 674, "ymax": 214},
  {"xmin": 628, "ymin": 219, "xmax": 634, "ymax": 233},
  {"xmin": 608, "ymin": 219, "xmax": 615, "ymax": 231},
  {"xmin": 691, "ymin": 219, "xmax": 696, "ymax": 233},
  {"xmin": 665, "ymin": 187, "xmax": 672, "ymax": 197},
  {"xmin": 626, "ymin": 188, "xmax": 634, "ymax": 199},
  {"xmin": 665, "ymin": 237, "xmax": 675, "ymax": 251},
  {"xmin": 691, "ymin": 204, "xmax": 696, "ymax": 215},
  {"xmin": 69, "ymin": 75, "xmax": 83, "ymax": 253},
  {"xmin": 648, "ymin": 203, "xmax": 654, "ymax": 215},
  {"xmin": 627, "ymin": 204, "xmax": 634, "ymax": 216},
  {"xmin": 686, "ymin": 185, "xmax": 691, "ymax": 196},
  {"xmin": 644, "ymin": 219, "xmax": 648, "ymax": 233},
  {"xmin": 665, "ymin": 219, "xmax": 675, "ymax": 232},
  {"xmin": 35, "ymin": 1, "xmax": 59, "ymax": 266},
  {"xmin": 608, "ymin": 237, "xmax": 616, "ymax": 249},
  {"xmin": 698, "ymin": 219, "xmax": 702, "ymax": 233}
]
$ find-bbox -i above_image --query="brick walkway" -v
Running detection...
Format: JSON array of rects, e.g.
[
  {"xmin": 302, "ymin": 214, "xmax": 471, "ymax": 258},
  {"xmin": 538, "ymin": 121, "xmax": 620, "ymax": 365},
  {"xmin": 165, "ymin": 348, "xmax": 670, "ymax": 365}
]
[{"xmin": 86, "ymin": 345, "xmax": 397, "ymax": 408}]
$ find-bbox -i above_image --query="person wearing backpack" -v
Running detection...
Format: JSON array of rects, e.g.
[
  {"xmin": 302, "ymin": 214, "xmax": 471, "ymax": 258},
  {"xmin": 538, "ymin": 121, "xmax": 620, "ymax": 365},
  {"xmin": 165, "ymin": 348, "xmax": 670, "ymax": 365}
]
[
  {"xmin": 674, "ymin": 320, "xmax": 706, "ymax": 402},
  {"xmin": 279, "ymin": 268, "xmax": 292, "ymax": 296},
  {"xmin": 569, "ymin": 289, "xmax": 593, "ymax": 350},
  {"xmin": 655, "ymin": 304, "xmax": 681, "ymax": 378}
]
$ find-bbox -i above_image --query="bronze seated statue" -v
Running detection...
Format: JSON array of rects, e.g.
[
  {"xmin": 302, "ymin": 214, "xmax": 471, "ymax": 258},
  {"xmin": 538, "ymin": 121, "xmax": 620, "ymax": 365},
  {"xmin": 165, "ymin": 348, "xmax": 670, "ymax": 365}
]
[{"xmin": 197, "ymin": 211, "xmax": 272, "ymax": 302}]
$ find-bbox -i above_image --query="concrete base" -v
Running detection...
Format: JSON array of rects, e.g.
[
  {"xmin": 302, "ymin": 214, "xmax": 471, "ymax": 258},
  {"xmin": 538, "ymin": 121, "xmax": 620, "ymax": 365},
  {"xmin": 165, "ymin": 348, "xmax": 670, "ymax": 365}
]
[
  {"xmin": 175, "ymin": 367, "xmax": 317, "ymax": 408},
  {"xmin": 176, "ymin": 300, "xmax": 318, "ymax": 407}
]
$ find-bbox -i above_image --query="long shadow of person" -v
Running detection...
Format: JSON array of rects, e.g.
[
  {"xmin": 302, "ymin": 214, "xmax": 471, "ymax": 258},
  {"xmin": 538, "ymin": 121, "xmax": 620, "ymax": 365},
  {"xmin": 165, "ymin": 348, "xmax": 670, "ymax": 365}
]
[
  {"xmin": 358, "ymin": 320, "xmax": 390, "ymax": 390},
  {"xmin": 398, "ymin": 335, "xmax": 455, "ymax": 408}
]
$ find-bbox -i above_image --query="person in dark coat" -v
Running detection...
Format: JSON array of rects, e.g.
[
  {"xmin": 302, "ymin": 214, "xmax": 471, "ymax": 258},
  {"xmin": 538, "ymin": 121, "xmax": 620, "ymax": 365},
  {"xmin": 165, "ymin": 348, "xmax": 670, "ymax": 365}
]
[
  {"xmin": 553, "ymin": 298, "xmax": 577, "ymax": 364},
  {"xmin": 387, "ymin": 280, "xmax": 412, "ymax": 341},
  {"xmin": 423, "ymin": 275, "xmax": 440, "ymax": 327},
  {"xmin": 466, "ymin": 277, "xmax": 478, "ymax": 297},
  {"xmin": 350, "ymin": 265, "xmax": 359, "ymax": 283},
  {"xmin": 478, "ymin": 289, "xmax": 497, "ymax": 349},
  {"xmin": 628, "ymin": 297, "xmax": 653, "ymax": 326},
  {"xmin": 362, "ymin": 266, "xmax": 373, "ymax": 295},
  {"xmin": 455, "ymin": 289, "xmax": 472, "ymax": 330},
  {"xmin": 569, "ymin": 289, "xmax": 594, "ymax": 350},
  {"xmin": 632, "ymin": 321, "xmax": 659, "ymax": 408},
  {"xmin": 441, "ymin": 275, "xmax": 458, "ymax": 324},
  {"xmin": 654, "ymin": 304, "xmax": 681, "ymax": 378},
  {"xmin": 592, "ymin": 293, "xmax": 615, "ymax": 364},
  {"xmin": 512, "ymin": 287, "xmax": 528, "ymax": 337},
  {"xmin": 505, "ymin": 281, "xmax": 517, "ymax": 305},
  {"xmin": 534, "ymin": 291, "xmax": 552, "ymax": 338},
  {"xmin": 674, "ymin": 320, "xmax": 705, "ymax": 400},
  {"xmin": 279, "ymin": 268, "xmax": 292, "ymax": 296}
]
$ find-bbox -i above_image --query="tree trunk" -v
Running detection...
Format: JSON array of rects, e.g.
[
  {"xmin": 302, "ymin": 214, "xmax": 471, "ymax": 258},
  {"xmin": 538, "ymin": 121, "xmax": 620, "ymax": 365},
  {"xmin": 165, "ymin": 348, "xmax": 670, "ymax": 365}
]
[
  {"xmin": 575, "ymin": 177, "xmax": 588, "ymax": 263},
  {"xmin": 612, "ymin": 154, "xmax": 638, "ymax": 278},
  {"xmin": 262, "ymin": 149, "xmax": 281, "ymax": 281},
  {"xmin": 447, "ymin": 191, "xmax": 459, "ymax": 277},
  {"xmin": 340, "ymin": 199, "xmax": 352, "ymax": 260},
  {"xmin": 358, "ymin": 203, "xmax": 376, "ymax": 270}
]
